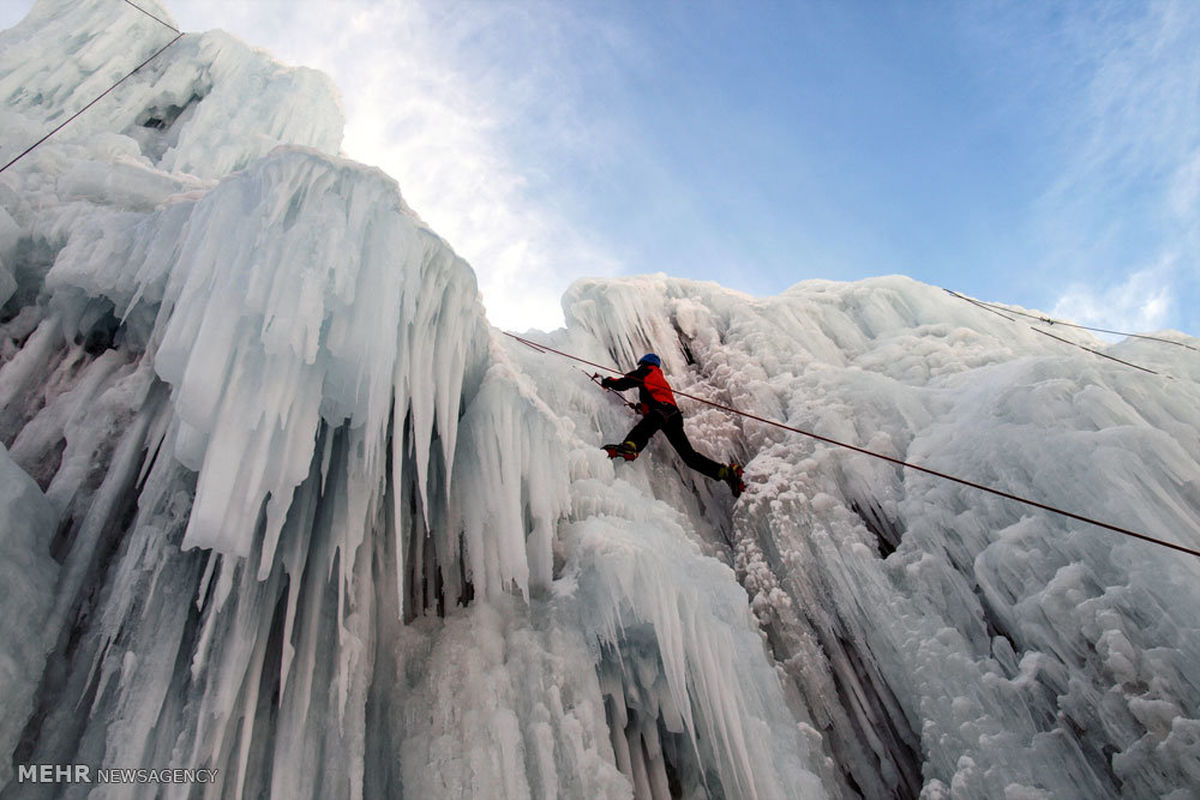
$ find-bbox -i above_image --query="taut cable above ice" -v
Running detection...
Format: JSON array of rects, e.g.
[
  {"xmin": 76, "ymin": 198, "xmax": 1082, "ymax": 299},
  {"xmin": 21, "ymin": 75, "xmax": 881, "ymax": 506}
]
[
  {"xmin": 944, "ymin": 289, "xmax": 1191, "ymax": 377},
  {"xmin": 504, "ymin": 330, "xmax": 1200, "ymax": 560},
  {"xmin": 945, "ymin": 289, "xmax": 1199, "ymax": 352},
  {"xmin": 0, "ymin": 0, "xmax": 183, "ymax": 175},
  {"xmin": 120, "ymin": 0, "xmax": 180, "ymax": 33}
]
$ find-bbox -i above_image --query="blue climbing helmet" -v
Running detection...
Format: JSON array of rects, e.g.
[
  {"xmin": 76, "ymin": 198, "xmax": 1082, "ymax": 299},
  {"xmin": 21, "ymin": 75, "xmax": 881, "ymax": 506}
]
[{"xmin": 637, "ymin": 353, "xmax": 661, "ymax": 368}]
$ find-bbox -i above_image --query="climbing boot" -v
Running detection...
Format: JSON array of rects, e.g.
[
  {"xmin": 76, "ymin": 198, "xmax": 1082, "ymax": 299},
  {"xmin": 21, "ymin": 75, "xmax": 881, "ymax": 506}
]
[
  {"xmin": 720, "ymin": 463, "xmax": 745, "ymax": 497},
  {"xmin": 603, "ymin": 441, "xmax": 639, "ymax": 461}
]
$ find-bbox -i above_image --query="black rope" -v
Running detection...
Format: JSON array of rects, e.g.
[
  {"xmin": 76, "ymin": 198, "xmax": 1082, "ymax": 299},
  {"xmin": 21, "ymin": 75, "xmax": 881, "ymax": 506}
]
[
  {"xmin": 1, "ymin": 31, "xmax": 185, "ymax": 175},
  {"xmin": 945, "ymin": 289, "xmax": 1170, "ymax": 378},
  {"xmin": 1031, "ymin": 328, "xmax": 1160, "ymax": 376},
  {"xmin": 121, "ymin": 0, "xmax": 181, "ymax": 33},
  {"xmin": 966, "ymin": 294, "xmax": 1198, "ymax": 352},
  {"xmin": 945, "ymin": 290, "xmax": 1018, "ymax": 323},
  {"xmin": 503, "ymin": 330, "xmax": 1200, "ymax": 560}
]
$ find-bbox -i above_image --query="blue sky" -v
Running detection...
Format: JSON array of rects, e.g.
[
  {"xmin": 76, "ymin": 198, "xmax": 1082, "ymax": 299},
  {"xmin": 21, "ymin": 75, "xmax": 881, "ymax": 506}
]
[{"xmin": 3, "ymin": 0, "xmax": 1197, "ymax": 335}]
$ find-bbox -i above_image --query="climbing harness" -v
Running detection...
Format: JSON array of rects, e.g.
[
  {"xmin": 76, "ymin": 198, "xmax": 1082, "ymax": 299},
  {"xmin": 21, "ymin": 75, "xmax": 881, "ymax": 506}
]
[{"xmin": 503, "ymin": 331, "xmax": 1200, "ymax": 560}]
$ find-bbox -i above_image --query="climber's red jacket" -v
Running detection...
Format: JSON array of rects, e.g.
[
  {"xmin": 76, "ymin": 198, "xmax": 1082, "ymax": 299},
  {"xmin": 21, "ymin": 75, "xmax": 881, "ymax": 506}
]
[{"xmin": 604, "ymin": 363, "xmax": 677, "ymax": 415}]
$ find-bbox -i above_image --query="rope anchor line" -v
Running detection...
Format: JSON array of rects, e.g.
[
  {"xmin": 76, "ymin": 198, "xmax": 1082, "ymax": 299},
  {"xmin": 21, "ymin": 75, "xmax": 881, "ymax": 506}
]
[
  {"xmin": 502, "ymin": 330, "xmax": 1200, "ymax": 560},
  {"xmin": 121, "ymin": 0, "xmax": 181, "ymax": 34},
  {"xmin": 1, "ymin": 27, "xmax": 184, "ymax": 175},
  {"xmin": 950, "ymin": 289, "xmax": 1198, "ymax": 352},
  {"xmin": 944, "ymin": 288, "xmax": 1194, "ymax": 378}
]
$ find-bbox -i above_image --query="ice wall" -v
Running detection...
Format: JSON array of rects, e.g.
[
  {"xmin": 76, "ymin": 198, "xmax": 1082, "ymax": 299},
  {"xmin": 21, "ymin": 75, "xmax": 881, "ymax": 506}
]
[
  {"xmin": 0, "ymin": 2, "xmax": 830, "ymax": 799},
  {"xmin": 4, "ymin": 0, "xmax": 1200, "ymax": 798},
  {"xmin": 0, "ymin": 444, "xmax": 60, "ymax": 789},
  {"xmin": 562, "ymin": 274, "xmax": 1200, "ymax": 798},
  {"xmin": 0, "ymin": 0, "xmax": 342, "ymax": 180}
]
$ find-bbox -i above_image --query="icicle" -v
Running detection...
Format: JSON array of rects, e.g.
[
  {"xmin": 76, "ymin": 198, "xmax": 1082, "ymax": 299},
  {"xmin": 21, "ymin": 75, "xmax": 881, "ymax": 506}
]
[{"xmin": 5, "ymin": 1, "xmax": 1199, "ymax": 795}]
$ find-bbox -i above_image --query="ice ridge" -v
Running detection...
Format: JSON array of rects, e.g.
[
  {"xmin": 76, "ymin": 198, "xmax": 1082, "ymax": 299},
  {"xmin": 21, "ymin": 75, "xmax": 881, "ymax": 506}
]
[{"xmin": 2, "ymin": 2, "xmax": 1200, "ymax": 799}]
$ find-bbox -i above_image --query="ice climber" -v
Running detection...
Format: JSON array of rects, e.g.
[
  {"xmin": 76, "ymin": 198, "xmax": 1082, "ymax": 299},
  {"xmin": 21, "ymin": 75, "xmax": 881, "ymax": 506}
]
[{"xmin": 600, "ymin": 353, "xmax": 746, "ymax": 497}]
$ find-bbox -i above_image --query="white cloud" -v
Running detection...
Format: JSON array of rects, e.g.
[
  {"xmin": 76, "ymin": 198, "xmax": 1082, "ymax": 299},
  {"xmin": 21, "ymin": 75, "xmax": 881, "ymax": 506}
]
[
  {"xmin": 1051, "ymin": 265, "xmax": 1176, "ymax": 336},
  {"xmin": 1037, "ymin": 1, "xmax": 1200, "ymax": 292},
  {"xmin": 163, "ymin": 0, "xmax": 628, "ymax": 331}
]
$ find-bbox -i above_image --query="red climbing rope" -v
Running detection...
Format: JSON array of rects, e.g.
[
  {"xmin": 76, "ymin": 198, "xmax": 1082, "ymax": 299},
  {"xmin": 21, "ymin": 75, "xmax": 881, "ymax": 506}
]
[{"xmin": 502, "ymin": 331, "xmax": 1200, "ymax": 560}]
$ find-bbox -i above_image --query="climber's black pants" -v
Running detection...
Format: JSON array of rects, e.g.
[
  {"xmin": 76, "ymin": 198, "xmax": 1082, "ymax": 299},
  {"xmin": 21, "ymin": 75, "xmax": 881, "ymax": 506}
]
[{"xmin": 623, "ymin": 407, "xmax": 724, "ymax": 481}]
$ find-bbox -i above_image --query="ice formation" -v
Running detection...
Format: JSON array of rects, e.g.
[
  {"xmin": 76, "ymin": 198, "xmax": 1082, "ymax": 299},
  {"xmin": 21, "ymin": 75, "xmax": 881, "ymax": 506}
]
[{"xmin": 2, "ymin": 1, "xmax": 1199, "ymax": 799}]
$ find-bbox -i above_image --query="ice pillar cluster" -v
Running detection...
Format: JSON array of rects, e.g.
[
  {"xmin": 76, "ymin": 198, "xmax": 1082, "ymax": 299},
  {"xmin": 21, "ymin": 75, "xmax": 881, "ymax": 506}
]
[
  {"xmin": 2, "ymin": 2, "xmax": 1199, "ymax": 799},
  {"xmin": 560, "ymin": 275, "xmax": 1200, "ymax": 798},
  {"xmin": 0, "ymin": 2, "xmax": 828, "ymax": 798}
]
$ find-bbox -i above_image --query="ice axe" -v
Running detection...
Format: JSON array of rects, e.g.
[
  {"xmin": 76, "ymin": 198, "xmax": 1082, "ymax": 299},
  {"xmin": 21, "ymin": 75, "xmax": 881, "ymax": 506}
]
[{"xmin": 584, "ymin": 370, "xmax": 640, "ymax": 413}]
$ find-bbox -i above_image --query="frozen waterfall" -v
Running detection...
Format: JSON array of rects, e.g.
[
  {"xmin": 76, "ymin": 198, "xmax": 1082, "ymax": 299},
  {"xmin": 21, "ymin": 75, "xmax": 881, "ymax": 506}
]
[{"xmin": 2, "ymin": 1, "xmax": 1199, "ymax": 799}]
